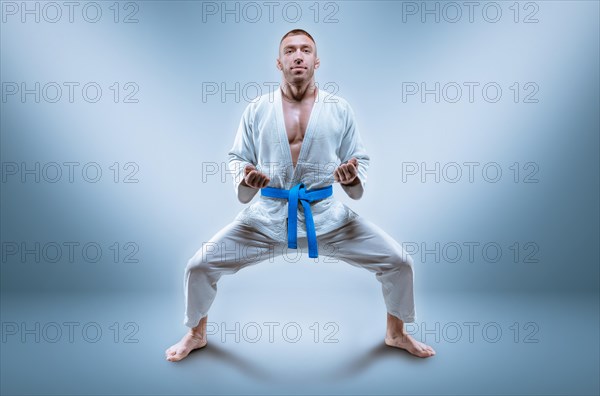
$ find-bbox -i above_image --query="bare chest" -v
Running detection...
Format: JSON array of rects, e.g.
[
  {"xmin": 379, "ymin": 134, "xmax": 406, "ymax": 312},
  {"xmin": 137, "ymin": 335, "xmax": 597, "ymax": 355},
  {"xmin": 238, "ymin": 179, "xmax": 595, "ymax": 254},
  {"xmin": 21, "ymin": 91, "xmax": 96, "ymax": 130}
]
[{"xmin": 282, "ymin": 99, "xmax": 314, "ymax": 166}]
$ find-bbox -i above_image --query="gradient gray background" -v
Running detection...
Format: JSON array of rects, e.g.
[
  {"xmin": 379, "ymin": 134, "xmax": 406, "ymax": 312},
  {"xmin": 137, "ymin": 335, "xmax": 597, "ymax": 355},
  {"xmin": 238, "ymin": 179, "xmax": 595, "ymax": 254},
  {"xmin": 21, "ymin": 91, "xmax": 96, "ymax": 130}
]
[{"xmin": 1, "ymin": 1, "xmax": 598, "ymax": 395}]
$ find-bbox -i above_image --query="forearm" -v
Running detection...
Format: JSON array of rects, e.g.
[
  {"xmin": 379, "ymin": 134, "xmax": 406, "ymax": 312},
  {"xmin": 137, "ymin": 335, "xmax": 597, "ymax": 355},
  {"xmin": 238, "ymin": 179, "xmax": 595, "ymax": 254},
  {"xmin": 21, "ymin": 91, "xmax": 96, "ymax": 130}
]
[
  {"xmin": 341, "ymin": 176, "xmax": 364, "ymax": 200},
  {"xmin": 237, "ymin": 178, "xmax": 260, "ymax": 204}
]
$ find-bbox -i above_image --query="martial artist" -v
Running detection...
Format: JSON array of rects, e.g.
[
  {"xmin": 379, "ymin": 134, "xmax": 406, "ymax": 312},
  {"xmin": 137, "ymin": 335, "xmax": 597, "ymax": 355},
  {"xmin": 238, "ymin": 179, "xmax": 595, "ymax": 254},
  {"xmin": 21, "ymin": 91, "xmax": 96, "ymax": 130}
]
[{"xmin": 166, "ymin": 29, "xmax": 436, "ymax": 361}]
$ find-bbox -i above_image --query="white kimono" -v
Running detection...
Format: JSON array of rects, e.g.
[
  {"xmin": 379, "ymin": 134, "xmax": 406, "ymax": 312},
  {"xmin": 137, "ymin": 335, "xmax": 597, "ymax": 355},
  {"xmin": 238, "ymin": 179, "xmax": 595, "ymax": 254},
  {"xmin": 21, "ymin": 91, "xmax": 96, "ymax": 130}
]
[
  {"xmin": 227, "ymin": 86, "xmax": 370, "ymax": 243},
  {"xmin": 182, "ymin": 90, "xmax": 417, "ymax": 329}
]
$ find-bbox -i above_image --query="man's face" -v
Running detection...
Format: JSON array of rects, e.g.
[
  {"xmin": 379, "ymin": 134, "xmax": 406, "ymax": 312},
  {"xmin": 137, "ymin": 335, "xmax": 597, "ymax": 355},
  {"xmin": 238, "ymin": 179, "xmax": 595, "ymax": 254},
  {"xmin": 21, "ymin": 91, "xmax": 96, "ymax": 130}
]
[{"xmin": 277, "ymin": 35, "xmax": 320, "ymax": 84}]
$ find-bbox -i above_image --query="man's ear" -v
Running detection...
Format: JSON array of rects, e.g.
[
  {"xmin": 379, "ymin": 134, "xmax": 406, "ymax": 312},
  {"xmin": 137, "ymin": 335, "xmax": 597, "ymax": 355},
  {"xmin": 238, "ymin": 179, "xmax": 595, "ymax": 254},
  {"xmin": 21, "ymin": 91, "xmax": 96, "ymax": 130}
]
[
  {"xmin": 276, "ymin": 58, "xmax": 282, "ymax": 71},
  {"xmin": 314, "ymin": 56, "xmax": 320, "ymax": 69}
]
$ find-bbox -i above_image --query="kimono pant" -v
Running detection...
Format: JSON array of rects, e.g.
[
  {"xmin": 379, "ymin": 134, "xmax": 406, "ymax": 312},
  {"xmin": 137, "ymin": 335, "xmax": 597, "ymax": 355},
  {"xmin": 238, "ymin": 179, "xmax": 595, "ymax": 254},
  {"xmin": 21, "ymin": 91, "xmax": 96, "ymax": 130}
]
[{"xmin": 182, "ymin": 215, "xmax": 416, "ymax": 328}]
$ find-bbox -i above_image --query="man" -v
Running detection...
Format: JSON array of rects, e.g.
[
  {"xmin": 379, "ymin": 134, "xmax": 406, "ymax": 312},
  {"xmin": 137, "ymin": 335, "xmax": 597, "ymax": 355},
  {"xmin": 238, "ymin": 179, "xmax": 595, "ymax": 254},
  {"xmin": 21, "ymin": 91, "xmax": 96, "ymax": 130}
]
[{"xmin": 166, "ymin": 29, "xmax": 436, "ymax": 361}]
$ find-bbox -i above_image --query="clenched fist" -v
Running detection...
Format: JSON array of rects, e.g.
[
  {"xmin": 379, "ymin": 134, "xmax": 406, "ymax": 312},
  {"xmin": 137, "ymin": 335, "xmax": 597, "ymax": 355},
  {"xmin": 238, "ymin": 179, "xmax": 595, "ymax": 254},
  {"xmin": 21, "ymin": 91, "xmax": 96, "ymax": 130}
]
[
  {"xmin": 334, "ymin": 157, "xmax": 359, "ymax": 185},
  {"xmin": 243, "ymin": 164, "xmax": 271, "ymax": 189}
]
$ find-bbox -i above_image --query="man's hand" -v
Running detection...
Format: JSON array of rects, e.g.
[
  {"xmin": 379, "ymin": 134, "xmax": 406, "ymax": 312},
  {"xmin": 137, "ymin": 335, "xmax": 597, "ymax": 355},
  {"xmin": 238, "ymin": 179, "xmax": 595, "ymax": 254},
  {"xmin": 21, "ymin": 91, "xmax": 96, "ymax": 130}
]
[
  {"xmin": 243, "ymin": 164, "xmax": 271, "ymax": 189},
  {"xmin": 334, "ymin": 157, "xmax": 360, "ymax": 186}
]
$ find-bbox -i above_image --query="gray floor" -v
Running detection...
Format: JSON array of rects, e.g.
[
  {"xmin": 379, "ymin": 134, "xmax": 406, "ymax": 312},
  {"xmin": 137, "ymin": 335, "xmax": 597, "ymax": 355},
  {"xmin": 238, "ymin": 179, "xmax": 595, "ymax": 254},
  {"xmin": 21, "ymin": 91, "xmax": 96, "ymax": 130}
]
[{"xmin": 1, "ymin": 289, "xmax": 598, "ymax": 395}]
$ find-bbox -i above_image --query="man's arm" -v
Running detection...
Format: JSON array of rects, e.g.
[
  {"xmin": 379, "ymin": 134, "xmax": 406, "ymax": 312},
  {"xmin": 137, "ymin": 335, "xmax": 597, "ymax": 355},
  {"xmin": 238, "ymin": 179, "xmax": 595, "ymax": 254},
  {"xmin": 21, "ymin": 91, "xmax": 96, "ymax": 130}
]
[
  {"xmin": 227, "ymin": 105, "xmax": 260, "ymax": 204},
  {"xmin": 336, "ymin": 103, "xmax": 370, "ymax": 200},
  {"xmin": 236, "ymin": 175, "xmax": 260, "ymax": 204}
]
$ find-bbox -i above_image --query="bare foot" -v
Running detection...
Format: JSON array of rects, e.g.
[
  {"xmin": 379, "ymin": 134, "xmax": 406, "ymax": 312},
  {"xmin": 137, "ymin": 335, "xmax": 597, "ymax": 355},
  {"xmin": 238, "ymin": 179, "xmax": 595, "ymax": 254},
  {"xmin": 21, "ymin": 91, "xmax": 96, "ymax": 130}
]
[
  {"xmin": 385, "ymin": 333, "xmax": 436, "ymax": 358},
  {"xmin": 165, "ymin": 332, "xmax": 207, "ymax": 362}
]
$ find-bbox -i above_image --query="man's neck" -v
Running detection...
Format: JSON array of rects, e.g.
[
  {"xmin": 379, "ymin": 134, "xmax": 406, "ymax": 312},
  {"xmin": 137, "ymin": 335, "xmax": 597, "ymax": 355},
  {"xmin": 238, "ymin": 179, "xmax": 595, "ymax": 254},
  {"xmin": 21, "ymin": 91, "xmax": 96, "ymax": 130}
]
[{"xmin": 280, "ymin": 81, "xmax": 317, "ymax": 103}]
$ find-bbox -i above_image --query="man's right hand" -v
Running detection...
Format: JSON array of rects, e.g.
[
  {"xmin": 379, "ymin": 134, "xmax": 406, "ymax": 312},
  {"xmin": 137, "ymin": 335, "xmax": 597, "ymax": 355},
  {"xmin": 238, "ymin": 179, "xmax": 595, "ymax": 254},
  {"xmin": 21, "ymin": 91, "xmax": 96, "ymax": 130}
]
[{"xmin": 243, "ymin": 164, "xmax": 271, "ymax": 189}]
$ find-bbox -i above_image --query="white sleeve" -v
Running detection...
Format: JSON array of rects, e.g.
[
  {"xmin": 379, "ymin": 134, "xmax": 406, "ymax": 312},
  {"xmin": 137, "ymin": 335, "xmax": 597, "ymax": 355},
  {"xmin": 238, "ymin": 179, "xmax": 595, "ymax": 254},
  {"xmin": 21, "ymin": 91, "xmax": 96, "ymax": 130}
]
[
  {"xmin": 337, "ymin": 102, "xmax": 370, "ymax": 200},
  {"xmin": 227, "ymin": 104, "xmax": 259, "ymax": 204}
]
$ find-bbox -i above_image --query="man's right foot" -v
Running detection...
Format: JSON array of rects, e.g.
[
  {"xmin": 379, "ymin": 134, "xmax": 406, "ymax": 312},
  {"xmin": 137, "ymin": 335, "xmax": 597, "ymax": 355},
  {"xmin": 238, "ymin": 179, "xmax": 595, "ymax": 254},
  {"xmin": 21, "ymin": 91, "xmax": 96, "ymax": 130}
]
[
  {"xmin": 385, "ymin": 333, "xmax": 436, "ymax": 358},
  {"xmin": 165, "ymin": 332, "xmax": 207, "ymax": 362}
]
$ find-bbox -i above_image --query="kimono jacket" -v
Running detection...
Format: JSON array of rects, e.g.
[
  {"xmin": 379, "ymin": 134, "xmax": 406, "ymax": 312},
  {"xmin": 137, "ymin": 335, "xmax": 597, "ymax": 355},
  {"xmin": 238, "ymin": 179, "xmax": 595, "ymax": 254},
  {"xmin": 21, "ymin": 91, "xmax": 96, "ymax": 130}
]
[{"xmin": 227, "ymin": 86, "xmax": 370, "ymax": 243}]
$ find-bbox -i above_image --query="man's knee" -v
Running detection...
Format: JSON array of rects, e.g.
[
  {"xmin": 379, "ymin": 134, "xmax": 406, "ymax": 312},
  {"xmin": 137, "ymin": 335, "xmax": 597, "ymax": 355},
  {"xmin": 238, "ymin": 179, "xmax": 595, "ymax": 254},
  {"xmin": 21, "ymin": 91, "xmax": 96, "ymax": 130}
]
[
  {"xmin": 184, "ymin": 244, "xmax": 225, "ymax": 279},
  {"xmin": 185, "ymin": 255, "xmax": 211, "ymax": 278},
  {"xmin": 184, "ymin": 240, "xmax": 261, "ymax": 278},
  {"xmin": 391, "ymin": 246, "xmax": 414, "ymax": 271}
]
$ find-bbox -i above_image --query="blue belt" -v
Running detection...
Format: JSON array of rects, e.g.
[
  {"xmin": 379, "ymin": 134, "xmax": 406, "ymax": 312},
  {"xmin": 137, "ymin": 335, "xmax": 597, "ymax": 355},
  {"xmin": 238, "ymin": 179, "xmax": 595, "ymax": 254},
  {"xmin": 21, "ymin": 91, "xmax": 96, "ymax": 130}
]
[{"xmin": 261, "ymin": 183, "xmax": 333, "ymax": 258}]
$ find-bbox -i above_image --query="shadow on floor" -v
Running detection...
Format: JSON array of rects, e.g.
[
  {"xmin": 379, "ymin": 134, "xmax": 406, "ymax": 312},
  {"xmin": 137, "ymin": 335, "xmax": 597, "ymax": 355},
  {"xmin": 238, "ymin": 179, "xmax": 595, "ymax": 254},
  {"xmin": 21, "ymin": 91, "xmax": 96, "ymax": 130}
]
[{"xmin": 172, "ymin": 341, "xmax": 431, "ymax": 382}]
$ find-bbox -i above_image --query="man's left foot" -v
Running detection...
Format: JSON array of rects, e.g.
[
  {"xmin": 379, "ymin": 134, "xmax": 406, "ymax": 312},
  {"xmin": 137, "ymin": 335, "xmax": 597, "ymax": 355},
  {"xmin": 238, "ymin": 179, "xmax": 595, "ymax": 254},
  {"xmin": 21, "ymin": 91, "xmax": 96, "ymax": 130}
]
[{"xmin": 385, "ymin": 333, "xmax": 436, "ymax": 358}]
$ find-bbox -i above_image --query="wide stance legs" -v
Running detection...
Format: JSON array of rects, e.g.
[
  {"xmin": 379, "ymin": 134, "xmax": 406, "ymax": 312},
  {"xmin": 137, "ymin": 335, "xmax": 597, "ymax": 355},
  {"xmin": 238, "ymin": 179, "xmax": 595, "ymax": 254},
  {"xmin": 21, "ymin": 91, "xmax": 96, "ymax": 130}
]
[{"xmin": 166, "ymin": 216, "xmax": 436, "ymax": 361}]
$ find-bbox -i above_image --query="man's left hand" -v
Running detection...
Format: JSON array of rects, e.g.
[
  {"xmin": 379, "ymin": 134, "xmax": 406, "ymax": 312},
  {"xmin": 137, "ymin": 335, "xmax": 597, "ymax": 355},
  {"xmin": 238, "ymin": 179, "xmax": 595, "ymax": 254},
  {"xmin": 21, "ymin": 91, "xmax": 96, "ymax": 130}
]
[{"xmin": 334, "ymin": 157, "xmax": 359, "ymax": 185}]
